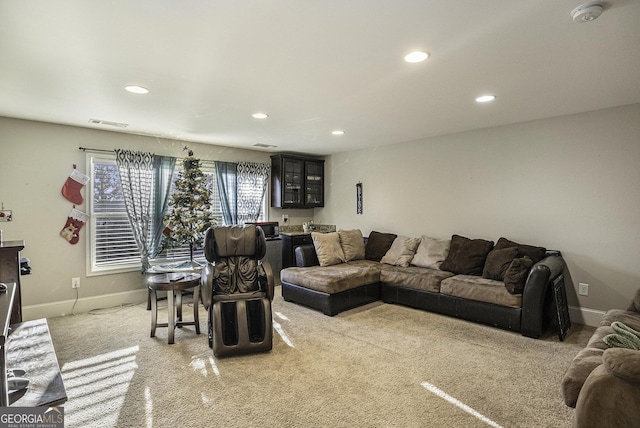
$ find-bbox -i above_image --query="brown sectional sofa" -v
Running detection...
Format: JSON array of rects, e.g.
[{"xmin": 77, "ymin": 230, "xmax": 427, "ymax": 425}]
[
  {"xmin": 561, "ymin": 289, "xmax": 640, "ymax": 427},
  {"xmin": 281, "ymin": 230, "xmax": 565, "ymax": 339}
]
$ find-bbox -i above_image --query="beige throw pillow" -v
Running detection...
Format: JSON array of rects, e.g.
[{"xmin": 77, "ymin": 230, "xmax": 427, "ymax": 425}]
[
  {"xmin": 411, "ymin": 236, "xmax": 451, "ymax": 269},
  {"xmin": 380, "ymin": 236, "xmax": 420, "ymax": 267},
  {"xmin": 338, "ymin": 229, "xmax": 365, "ymax": 262},
  {"xmin": 312, "ymin": 232, "xmax": 346, "ymax": 267}
]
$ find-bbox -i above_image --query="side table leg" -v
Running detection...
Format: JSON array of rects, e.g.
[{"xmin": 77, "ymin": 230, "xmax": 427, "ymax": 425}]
[
  {"xmin": 150, "ymin": 287, "xmax": 157, "ymax": 338},
  {"xmin": 193, "ymin": 285, "xmax": 200, "ymax": 334},
  {"xmin": 176, "ymin": 290, "xmax": 183, "ymax": 325},
  {"xmin": 168, "ymin": 289, "xmax": 175, "ymax": 344}
]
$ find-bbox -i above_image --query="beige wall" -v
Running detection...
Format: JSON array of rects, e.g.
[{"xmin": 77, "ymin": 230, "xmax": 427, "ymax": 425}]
[
  {"xmin": 317, "ymin": 103, "xmax": 640, "ymax": 322},
  {"xmin": 0, "ymin": 117, "xmax": 313, "ymax": 318},
  {"xmin": 2, "ymin": 104, "xmax": 639, "ymax": 323}
]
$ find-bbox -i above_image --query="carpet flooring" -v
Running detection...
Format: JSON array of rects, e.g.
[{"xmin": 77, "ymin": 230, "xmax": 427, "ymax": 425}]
[{"xmin": 47, "ymin": 288, "xmax": 593, "ymax": 427}]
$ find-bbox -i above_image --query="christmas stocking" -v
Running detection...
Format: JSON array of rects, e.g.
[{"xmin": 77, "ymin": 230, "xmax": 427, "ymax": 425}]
[
  {"xmin": 60, "ymin": 208, "xmax": 89, "ymax": 245},
  {"xmin": 61, "ymin": 169, "xmax": 90, "ymax": 205}
]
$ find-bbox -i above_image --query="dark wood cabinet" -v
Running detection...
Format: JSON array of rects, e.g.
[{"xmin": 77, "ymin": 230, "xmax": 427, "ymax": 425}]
[
  {"xmin": 281, "ymin": 234, "xmax": 313, "ymax": 268},
  {"xmin": 271, "ymin": 155, "xmax": 324, "ymax": 208},
  {"xmin": 0, "ymin": 240, "xmax": 24, "ymax": 324}
]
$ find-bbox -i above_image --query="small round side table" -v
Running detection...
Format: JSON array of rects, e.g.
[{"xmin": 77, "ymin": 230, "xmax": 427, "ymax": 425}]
[{"xmin": 148, "ymin": 272, "xmax": 201, "ymax": 344}]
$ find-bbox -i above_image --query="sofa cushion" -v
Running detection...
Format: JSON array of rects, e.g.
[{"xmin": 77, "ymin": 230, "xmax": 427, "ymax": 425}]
[
  {"xmin": 365, "ymin": 231, "xmax": 397, "ymax": 262},
  {"xmin": 600, "ymin": 309, "xmax": 640, "ymax": 331},
  {"xmin": 439, "ymin": 234, "xmax": 494, "ymax": 276},
  {"xmin": 312, "ymin": 232, "xmax": 345, "ymax": 267},
  {"xmin": 411, "ymin": 236, "xmax": 451, "ymax": 269},
  {"xmin": 562, "ymin": 347, "xmax": 607, "ymax": 407},
  {"xmin": 280, "ymin": 260, "xmax": 382, "ymax": 294},
  {"xmin": 494, "ymin": 237, "xmax": 547, "ymax": 264},
  {"xmin": 380, "ymin": 264, "xmax": 455, "ymax": 292},
  {"xmin": 380, "ymin": 236, "xmax": 420, "ymax": 267},
  {"xmin": 338, "ymin": 229, "xmax": 365, "ymax": 262},
  {"xmin": 482, "ymin": 247, "xmax": 518, "ymax": 280},
  {"xmin": 440, "ymin": 275, "xmax": 522, "ymax": 308},
  {"xmin": 503, "ymin": 256, "xmax": 533, "ymax": 294}
]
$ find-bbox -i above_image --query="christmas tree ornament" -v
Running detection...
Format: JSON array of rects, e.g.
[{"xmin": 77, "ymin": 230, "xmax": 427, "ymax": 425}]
[
  {"xmin": 60, "ymin": 208, "xmax": 90, "ymax": 244},
  {"xmin": 163, "ymin": 148, "xmax": 217, "ymax": 264},
  {"xmin": 61, "ymin": 169, "xmax": 90, "ymax": 205}
]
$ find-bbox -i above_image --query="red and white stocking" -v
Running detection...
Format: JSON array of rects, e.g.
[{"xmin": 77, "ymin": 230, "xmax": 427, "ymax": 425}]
[
  {"xmin": 60, "ymin": 208, "xmax": 89, "ymax": 245},
  {"xmin": 61, "ymin": 169, "xmax": 90, "ymax": 205}
]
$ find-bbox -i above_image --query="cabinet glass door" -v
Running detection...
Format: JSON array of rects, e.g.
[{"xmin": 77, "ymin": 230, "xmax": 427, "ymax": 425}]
[
  {"xmin": 283, "ymin": 158, "xmax": 303, "ymax": 205},
  {"xmin": 305, "ymin": 161, "xmax": 324, "ymax": 206}
]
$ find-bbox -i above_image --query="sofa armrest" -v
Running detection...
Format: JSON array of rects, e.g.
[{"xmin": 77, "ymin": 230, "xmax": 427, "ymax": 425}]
[
  {"xmin": 294, "ymin": 244, "xmax": 319, "ymax": 267},
  {"xmin": 520, "ymin": 253, "xmax": 566, "ymax": 338},
  {"xmin": 624, "ymin": 289, "xmax": 640, "ymax": 313},
  {"xmin": 573, "ymin": 357, "xmax": 640, "ymax": 428}
]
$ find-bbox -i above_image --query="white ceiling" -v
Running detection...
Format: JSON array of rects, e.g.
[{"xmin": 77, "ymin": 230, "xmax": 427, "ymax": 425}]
[{"xmin": 1, "ymin": 1, "xmax": 639, "ymax": 156}]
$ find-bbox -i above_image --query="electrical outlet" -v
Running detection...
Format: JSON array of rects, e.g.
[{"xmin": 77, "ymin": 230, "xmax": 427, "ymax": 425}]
[
  {"xmin": 578, "ymin": 283, "xmax": 589, "ymax": 296},
  {"xmin": 282, "ymin": 214, "xmax": 289, "ymax": 224},
  {"xmin": 72, "ymin": 277, "xmax": 81, "ymax": 289}
]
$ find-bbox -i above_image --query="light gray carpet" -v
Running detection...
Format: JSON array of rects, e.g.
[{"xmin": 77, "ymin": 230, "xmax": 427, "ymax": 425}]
[{"xmin": 47, "ymin": 288, "xmax": 593, "ymax": 427}]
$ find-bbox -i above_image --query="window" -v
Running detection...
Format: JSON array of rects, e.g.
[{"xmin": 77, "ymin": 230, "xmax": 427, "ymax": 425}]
[{"xmin": 87, "ymin": 154, "xmax": 266, "ymax": 275}]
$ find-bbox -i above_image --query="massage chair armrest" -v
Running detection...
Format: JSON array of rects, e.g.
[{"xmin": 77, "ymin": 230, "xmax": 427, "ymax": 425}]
[
  {"xmin": 259, "ymin": 260, "xmax": 275, "ymax": 301},
  {"xmin": 294, "ymin": 244, "xmax": 320, "ymax": 267},
  {"xmin": 520, "ymin": 253, "xmax": 566, "ymax": 338}
]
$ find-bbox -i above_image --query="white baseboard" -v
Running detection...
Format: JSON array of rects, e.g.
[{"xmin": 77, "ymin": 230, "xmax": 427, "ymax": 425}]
[
  {"xmin": 568, "ymin": 305, "xmax": 606, "ymax": 327},
  {"xmin": 23, "ymin": 289, "xmax": 148, "ymax": 321}
]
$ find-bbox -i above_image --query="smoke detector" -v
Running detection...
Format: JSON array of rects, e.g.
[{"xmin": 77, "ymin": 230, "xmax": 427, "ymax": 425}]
[{"xmin": 571, "ymin": 2, "xmax": 604, "ymax": 23}]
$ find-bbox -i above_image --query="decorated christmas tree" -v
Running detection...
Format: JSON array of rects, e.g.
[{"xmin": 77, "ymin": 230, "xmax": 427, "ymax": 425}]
[{"xmin": 163, "ymin": 148, "xmax": 216, "ymax": 264}]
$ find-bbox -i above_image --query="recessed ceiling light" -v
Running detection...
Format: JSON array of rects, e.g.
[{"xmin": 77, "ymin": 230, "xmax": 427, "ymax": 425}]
[
  {"xmin": 252, "ymin": 113, "xmax": 269, "ymax": 119},
  {"xmin": 332, "ymin": 130, "xmax": 345, "ymax": 135},
  {"xmin": 475, "ymin": 95, "xmax": 496, "ymax": 103},
  {"xmin": 124, "ymin": 85, "xmax": 149, "ymax": 94},
  {"xmin": 404, "ymin": 51, "xmax": 430, "ymax": 63}
]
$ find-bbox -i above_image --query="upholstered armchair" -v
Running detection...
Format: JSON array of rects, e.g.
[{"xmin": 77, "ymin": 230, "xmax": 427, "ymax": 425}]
[{"xmin": 201, "ymin": 224, "xmax": 274, "ymax": 357}]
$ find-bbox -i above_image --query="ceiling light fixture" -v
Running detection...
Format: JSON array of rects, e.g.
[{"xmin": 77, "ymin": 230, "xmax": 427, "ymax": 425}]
[
  {"xmin": 570, "ymin": 2, "xmax": 604, "ymax": 23},
  {"xmin": 476, "ymin": 95, "xmax": 496, "ymax": 103},
  {"xmin": 332, "ymin": 130, "xmax": 345, "ymax": 135},
  {"xmin": 124, "ymin": 85, "xmax": 149, "ymax": 94},
  {"xmin": 252, "ymin": 113, "xmax": 269, "ymax": 119},
  {"xmin": 404, "ymin": 51, "xmax": 430, "ymax": 63}
]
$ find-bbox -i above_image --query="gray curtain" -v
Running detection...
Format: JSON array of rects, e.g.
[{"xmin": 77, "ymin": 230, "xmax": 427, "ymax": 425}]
[
  {"xmin": 215, "ymin": 161, "xmax": 237, "ymax": 225},
  {"xmin": 237, "ymin": 161, "xmax": 270, "ymax": 224},
  {"xmin": 115, "ymin": 149, "xmax": 155, "ymax": 271},
  {"xmin": 150, "ymin": 155, "xmax": 176, "ymax": 258}
]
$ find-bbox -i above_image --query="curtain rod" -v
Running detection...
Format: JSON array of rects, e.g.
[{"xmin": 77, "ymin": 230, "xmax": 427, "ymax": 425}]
[{"xmin": 77, "ymin": 146, "xmax": 244, "ymax": 166}]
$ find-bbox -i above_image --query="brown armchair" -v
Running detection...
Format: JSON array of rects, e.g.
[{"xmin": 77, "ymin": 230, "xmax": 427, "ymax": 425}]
[{"xmin": 201, "ymin": 225, "xmax": 274, "ymax": 357}]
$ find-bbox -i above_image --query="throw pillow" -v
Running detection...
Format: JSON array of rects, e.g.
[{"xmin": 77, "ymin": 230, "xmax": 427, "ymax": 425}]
[
  {"xmin": 482, "ymin": 247, "xmax": 519, "ymax": 280},
  {"xmin": 494, "ymin": 237, "xmax": 547, "ymax": 264},
  {"xmin": 338, "ymin": 229, "xmax": 365, "ymax": 262},
  {"xmin": 311, "ymin": 232, "xmax": 345, "ymax": 267},
  {"xmin": 439, "ymin": 234, "xmax": 494, "ymax": 275},
  {"xmin": 411, "ymin": 236, "xmax": 451, "ymax": 269},
  {"xmin": 380, "ymin": 236, "xmax": 420, "ymax": 267},
  {"xmin": 365, "ymin": 231, "xmax": 397, "ymax": 262},
  {"xmin": 504, "ymin": 256, "xmax": 534, "ymax": 294}
]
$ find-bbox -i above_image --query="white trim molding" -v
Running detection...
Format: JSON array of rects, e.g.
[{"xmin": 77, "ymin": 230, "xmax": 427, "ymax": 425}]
[
  {"xmin": 23, "ymin": 289, "xmax": 148, "ymax": 321},
  {"xmin": 568, "ymin": 305, "xmax": 606, "ymax": 327}
]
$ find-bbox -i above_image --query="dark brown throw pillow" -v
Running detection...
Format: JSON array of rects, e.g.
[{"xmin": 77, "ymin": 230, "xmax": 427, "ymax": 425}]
[
  {"xmin": 504, "ymin": 256, "xmax": 534, "ymax": 294},
  {"xmin": 440, "ymin": 234, "xmax": 494, "ymax": 276},
  {"xmin": 365, "ymin": 231, "xmax": 397, "ymax": 262},
  {"xmin": 494, "ymin": 237, "xmax": 547, "ymax": 264},
  {"xmin": 482, "ymin": 247, "xmax": 519, "ymax": 280}
]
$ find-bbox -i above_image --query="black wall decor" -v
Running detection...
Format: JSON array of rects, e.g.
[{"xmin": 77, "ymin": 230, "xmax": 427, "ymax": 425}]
[{"xmin": 356, "ymin": 182, "xmax": 363, "ymax": 214}]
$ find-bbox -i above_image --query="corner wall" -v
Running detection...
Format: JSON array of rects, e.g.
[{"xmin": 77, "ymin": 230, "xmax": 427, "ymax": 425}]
[
  {"xmin": 0, "ymin": 118, "xmax": 276, "ymax": 319},
  {"xmin": 316, "ymin": 103, "xmax": 640, "ymax": 323}
]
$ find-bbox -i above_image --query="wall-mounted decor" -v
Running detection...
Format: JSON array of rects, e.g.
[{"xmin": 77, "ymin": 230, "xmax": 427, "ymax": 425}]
[
  {"xmin": 356, "ymin": 182, "xmax": 363, "ymax": 214},
  {"xmin": 0, "ymin": 202, "xmax": 11, "ymax": 222}
]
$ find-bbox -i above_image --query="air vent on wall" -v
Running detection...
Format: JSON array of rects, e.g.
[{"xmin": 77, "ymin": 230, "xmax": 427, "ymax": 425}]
[
  {"xmin": 89, "ymin": 119, "xmax": 129, "ymax": 128},
  {"xmin": 253, "ymin": 143, "xmax": 278, "ymax": 149}
]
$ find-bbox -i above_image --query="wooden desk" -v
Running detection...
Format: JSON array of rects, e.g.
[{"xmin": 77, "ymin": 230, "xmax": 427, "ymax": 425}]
[{"xmin": 148, "ymin": 273, "xmax": 201, "ymax": 344}]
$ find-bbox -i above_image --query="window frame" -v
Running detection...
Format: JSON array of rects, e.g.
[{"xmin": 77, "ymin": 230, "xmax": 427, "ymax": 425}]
[{"xmin": 85, "ymin": 153, "xmax": 268, "ymax": 276}]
